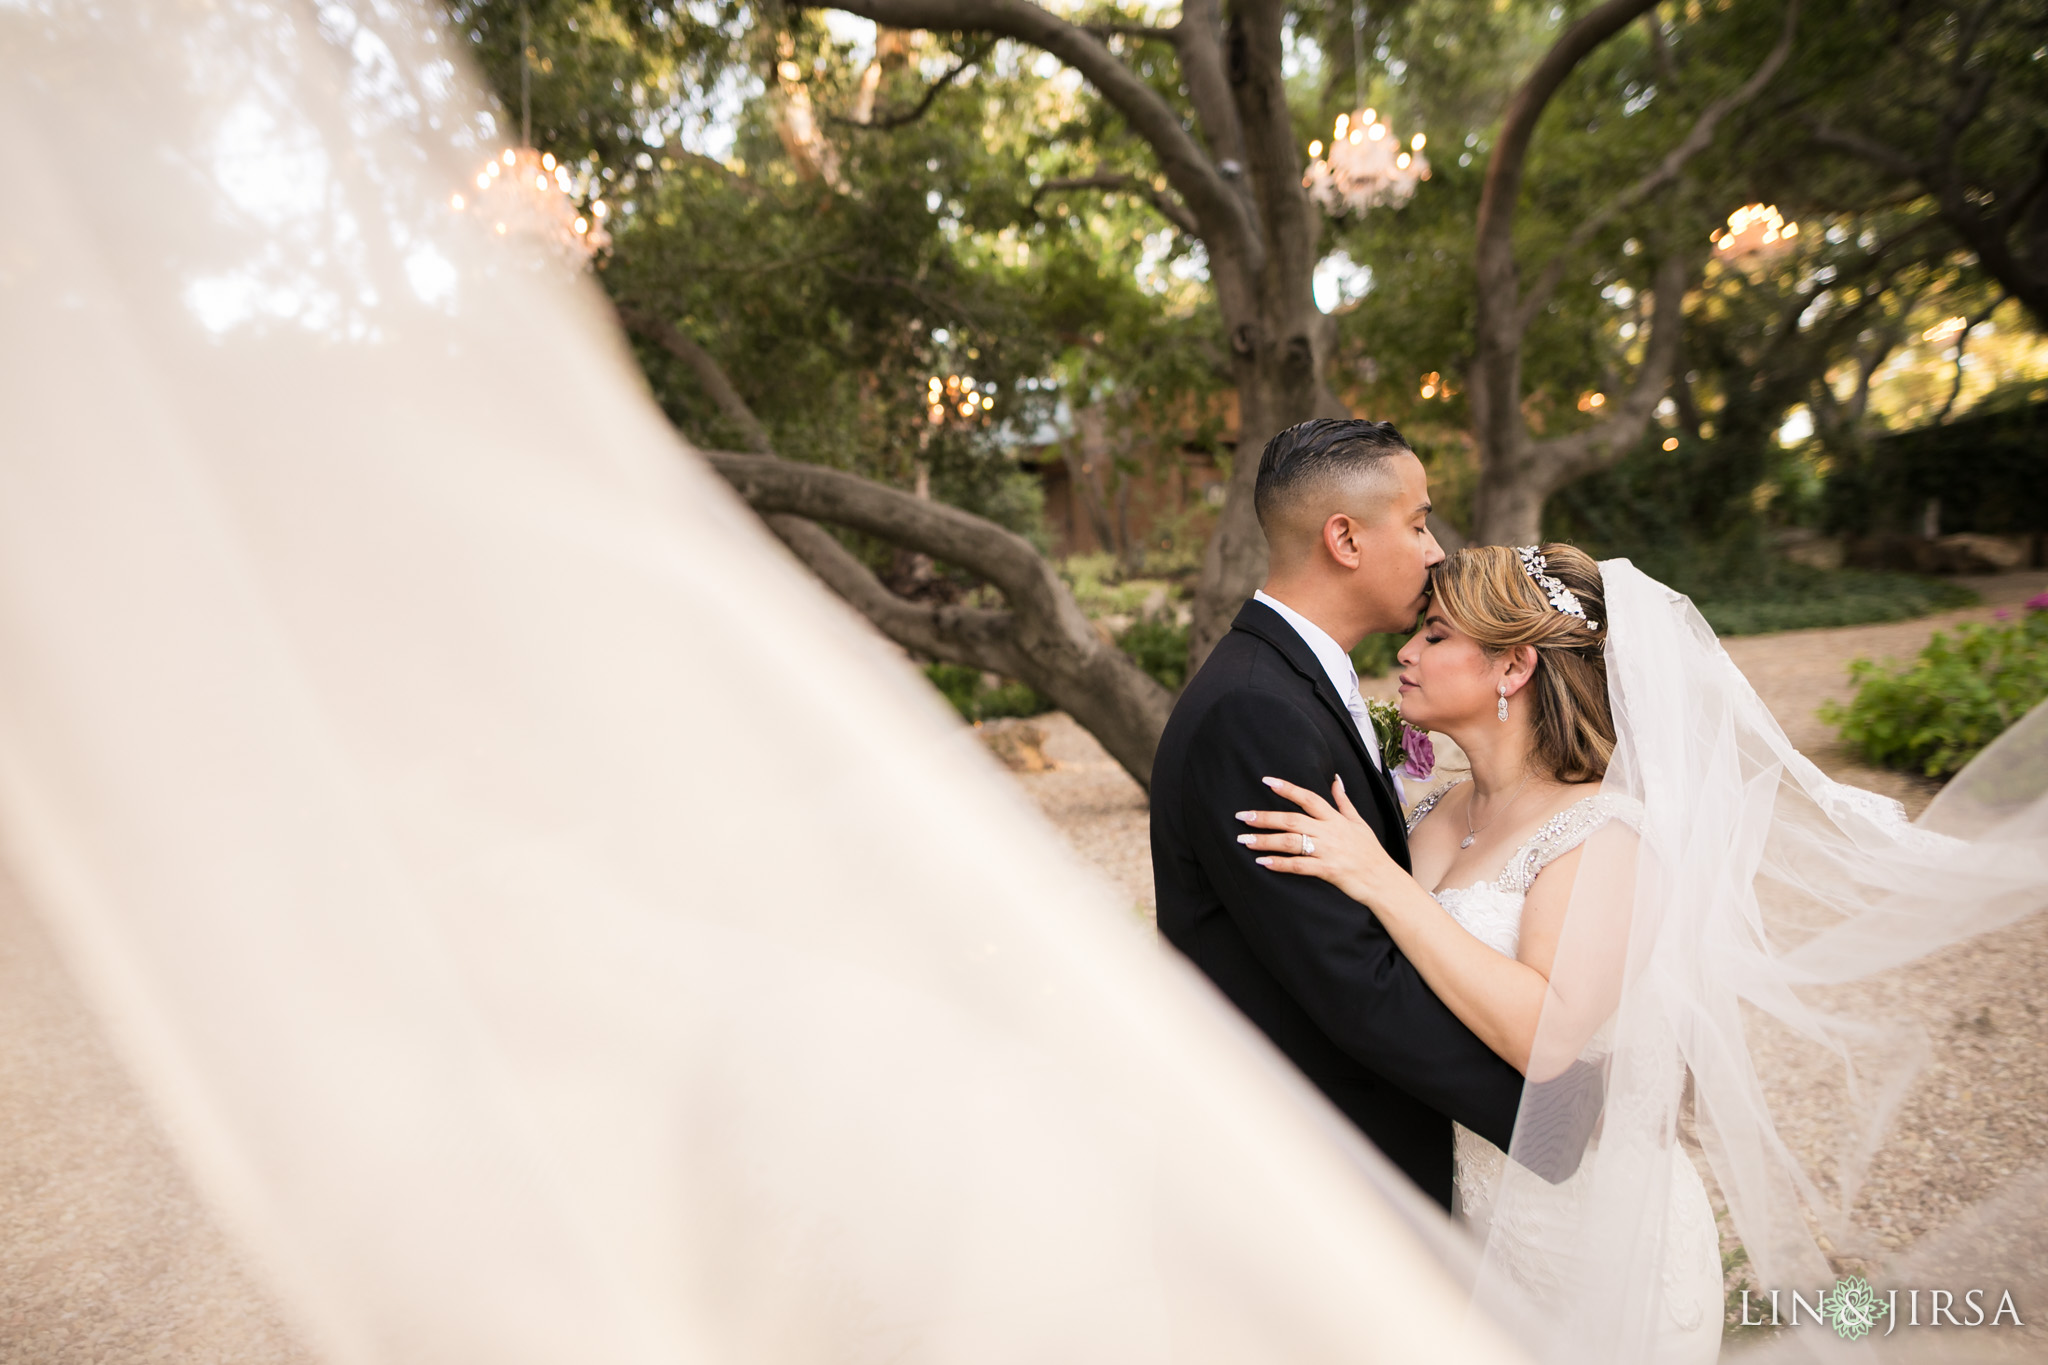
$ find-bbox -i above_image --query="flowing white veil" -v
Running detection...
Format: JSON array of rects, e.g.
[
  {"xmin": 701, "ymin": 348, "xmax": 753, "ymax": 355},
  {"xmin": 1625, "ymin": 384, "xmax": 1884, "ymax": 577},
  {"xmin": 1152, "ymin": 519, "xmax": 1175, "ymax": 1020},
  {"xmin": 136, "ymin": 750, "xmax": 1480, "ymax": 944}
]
[
  {"xmin": 1484, "ymin": 561, "xmax": 2048, "ymax": 1362},
  {"xmin": 0, "ymin": 2, "xmax": 1521, "ymax": 1362}
]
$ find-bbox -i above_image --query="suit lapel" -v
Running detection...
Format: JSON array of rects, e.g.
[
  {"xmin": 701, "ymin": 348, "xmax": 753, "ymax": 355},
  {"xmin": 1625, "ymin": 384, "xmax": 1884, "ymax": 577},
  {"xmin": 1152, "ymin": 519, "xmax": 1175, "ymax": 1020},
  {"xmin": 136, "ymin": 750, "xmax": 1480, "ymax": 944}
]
[{"xmin": 1230, "ymin": 602, "xmax": 1408, "ymax": 856}]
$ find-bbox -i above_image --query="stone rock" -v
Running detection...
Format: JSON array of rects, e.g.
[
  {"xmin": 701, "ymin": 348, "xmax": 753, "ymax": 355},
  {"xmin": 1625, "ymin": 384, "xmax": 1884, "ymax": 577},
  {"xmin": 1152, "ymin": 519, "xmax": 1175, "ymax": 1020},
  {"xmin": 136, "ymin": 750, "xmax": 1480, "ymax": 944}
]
[
  {"xmin": 1777, "ymin": 528, "xmax": 1844, "ymax": 572},
  {"xmin": 978, "ymin": 718, "xmax": 1052, "ymax": 773},
  {"xmin": 1845, "ymin": 532, "xmax": 2033, "ymax": 574},
  {"xmin": 1844, "ymin": 532, "xmax": 1934, "ymax": 573},
  {"xmin": 1931, "ymin": 533, "xmax": 2030, "ymax": 574}
]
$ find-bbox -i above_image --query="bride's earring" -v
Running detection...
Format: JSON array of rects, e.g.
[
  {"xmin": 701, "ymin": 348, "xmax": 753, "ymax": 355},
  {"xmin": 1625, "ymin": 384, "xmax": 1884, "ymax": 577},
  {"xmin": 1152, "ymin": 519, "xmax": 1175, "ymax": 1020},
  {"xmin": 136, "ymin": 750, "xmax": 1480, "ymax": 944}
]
[{"xmin": 1497, "ymin": 681, "xmax": 1509, "ymax": 722}]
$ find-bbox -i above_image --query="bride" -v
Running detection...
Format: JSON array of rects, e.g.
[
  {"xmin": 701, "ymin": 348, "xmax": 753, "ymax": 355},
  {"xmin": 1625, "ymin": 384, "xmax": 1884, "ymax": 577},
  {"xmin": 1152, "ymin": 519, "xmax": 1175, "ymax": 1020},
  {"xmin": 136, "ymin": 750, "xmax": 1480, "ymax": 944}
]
[
  {"xmin": 1238, "ymin": 544, "xmax": 1718, "ymax": 1361},
  {"xmin": 1246, "ymin": 537, "xmax": 2048, "ymax": 1361}
]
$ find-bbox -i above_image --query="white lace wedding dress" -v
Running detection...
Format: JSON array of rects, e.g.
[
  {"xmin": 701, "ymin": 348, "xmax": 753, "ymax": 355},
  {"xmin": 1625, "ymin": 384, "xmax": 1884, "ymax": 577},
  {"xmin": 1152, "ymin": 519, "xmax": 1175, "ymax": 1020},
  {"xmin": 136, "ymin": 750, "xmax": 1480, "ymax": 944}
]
[{"xmin": 1407, "ymin": 783, "xmax": 1724, "ymax": 1364}]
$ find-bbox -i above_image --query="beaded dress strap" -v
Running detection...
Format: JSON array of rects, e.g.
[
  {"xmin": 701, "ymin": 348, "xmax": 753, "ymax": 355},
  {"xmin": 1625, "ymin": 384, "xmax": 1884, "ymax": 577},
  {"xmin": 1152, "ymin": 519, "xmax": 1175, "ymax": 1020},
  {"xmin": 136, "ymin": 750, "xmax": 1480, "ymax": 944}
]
[
  {"xmin": 1403, "ymin": 778, "xmax": 1469, "ymax": 835},
  {"xmin": 1494, "ymin": 793, "xmax": 1643, "ymax": 896}
]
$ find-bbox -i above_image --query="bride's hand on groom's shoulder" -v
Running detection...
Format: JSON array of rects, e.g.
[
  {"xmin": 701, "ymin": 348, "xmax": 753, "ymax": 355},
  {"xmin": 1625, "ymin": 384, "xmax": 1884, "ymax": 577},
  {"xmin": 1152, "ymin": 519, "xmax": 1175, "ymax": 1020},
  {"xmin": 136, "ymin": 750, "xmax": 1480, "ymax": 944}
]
[{"xmin": 1236, "ymin": 776, "xmax": 1398, "ymax": 908}]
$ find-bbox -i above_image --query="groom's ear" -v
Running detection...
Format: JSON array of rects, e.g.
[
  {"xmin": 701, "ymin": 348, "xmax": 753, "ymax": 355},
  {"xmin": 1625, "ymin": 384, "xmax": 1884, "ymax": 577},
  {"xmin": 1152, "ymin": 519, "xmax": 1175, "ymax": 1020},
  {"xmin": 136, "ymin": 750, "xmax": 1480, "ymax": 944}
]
[{"xmin": 1323, "ymin": 512, "xmax": 1364, "ymax": 569}]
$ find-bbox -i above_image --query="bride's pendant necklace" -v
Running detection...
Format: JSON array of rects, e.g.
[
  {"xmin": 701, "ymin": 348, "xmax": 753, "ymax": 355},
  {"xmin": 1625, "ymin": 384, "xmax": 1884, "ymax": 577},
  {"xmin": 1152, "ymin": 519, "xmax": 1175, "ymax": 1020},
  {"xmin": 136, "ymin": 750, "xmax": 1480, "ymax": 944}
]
[{"xmin": 1462, "ymin": 772, "xmax": 1533, "ymax": 849}]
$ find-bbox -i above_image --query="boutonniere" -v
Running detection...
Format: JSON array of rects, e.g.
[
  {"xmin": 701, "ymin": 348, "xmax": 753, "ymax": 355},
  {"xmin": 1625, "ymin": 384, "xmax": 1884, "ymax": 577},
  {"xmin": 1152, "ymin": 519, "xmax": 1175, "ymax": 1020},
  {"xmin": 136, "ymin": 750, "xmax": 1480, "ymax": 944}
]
[{"xmin": 1363, "ymin": 696, "xmax": 1435, "ymax": 781}]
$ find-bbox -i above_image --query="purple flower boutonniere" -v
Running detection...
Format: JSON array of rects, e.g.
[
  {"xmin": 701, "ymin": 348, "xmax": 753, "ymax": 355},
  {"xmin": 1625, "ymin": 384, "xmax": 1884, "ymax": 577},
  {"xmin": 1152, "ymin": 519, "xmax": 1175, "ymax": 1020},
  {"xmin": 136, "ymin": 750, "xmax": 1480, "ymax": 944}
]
[
  {"xmin": 1400, "ymin": 724, "xmax": 1437, "ymax": 781},
  {"xmin": 1363, "ymin": 697, "xmax": 1435, "ymax": 781}
]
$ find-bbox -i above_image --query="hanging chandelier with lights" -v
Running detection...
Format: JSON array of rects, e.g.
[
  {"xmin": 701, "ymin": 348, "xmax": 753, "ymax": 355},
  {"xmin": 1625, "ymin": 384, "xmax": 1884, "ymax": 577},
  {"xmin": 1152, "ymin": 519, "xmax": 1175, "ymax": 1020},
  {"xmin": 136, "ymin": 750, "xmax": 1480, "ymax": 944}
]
[
  {"xmin": 455, "ymin": 147, "xmax": 610, "ymax": 263},
  {"xmin": 448, "ymin": 5, "xmax": 610, "ymax": 266},
  {"xmin": 1302, "ymin": 3, "xmax": 1430, "ymax": 215},
  {"xmin": 926, "ymin": 373, "xmax": 995, "ymax": 425},
  {"xmin": 1304, "ymin": 111, "xmax": 1429, "ymax": 215},
  {"xmin": 1712, "ymin": 203, "xmax": 1798, "ymax": 260}
]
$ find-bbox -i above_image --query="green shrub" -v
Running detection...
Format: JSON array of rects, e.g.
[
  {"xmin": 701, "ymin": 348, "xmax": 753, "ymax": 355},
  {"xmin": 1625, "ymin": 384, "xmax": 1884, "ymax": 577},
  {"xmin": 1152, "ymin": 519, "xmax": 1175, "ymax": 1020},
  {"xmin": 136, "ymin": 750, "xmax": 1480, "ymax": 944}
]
[
  {"xmin": 1118, "ymin": 617, "xmax": 1189, "ymax": 692},
  {"xmin": 1821, "ymin": 601, "xmax": 2048, "ymax": 777},
  {"xmin": 924, "ymin": 662, "xmax": 1052, "ymax": 722},
  {"xmin": 1351, "ymin": 632, "xmax": 1406, "ymax": 678},
  {"xmin": 1691, "ymin": 570, "xmax": 1979, "ymax": 636},
  {"xmin": 1059, "ymin": 553, "xmax": 1184, "ymax": 618},
  {"xmin": 978, "ymin": 679, "xmax": 1051, "ymax": 719},
  {"xmin": 1550, "ymin": 461, "xmax": 1982, "ymax": 635}
]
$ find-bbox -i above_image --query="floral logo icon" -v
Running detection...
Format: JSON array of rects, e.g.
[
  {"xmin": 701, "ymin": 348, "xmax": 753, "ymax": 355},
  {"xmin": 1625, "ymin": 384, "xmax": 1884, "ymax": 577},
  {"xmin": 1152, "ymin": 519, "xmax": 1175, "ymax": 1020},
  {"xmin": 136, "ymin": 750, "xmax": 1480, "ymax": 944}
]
[{"xmin": 1819, "ymin": 1276, "xmax": 1889, "ymax": 1340}]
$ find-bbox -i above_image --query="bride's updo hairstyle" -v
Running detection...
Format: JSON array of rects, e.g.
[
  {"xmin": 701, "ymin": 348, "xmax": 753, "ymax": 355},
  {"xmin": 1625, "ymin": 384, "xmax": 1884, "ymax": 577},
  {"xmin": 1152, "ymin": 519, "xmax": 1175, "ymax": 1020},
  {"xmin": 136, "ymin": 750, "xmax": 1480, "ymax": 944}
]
[{"xmin": 1428, "ymin": 543, "xmax": 1615, "ymax": 782}]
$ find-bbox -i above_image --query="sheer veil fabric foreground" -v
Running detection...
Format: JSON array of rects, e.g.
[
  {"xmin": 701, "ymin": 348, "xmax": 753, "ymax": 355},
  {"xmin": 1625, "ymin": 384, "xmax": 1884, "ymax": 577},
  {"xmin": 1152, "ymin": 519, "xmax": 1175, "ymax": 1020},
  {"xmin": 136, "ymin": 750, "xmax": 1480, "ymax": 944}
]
[{"xmin": 0, "ymin": 3, "xmax": 1526, "ymax": 1364}]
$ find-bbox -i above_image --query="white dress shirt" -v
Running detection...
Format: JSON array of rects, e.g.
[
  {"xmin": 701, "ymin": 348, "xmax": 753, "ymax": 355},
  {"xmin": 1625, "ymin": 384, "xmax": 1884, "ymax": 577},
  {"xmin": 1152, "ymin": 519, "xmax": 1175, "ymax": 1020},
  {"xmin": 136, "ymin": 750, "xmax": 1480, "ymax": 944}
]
[{"xmin": 1253, "ymin": 590, "xmax": 1383, "ymax": 770}]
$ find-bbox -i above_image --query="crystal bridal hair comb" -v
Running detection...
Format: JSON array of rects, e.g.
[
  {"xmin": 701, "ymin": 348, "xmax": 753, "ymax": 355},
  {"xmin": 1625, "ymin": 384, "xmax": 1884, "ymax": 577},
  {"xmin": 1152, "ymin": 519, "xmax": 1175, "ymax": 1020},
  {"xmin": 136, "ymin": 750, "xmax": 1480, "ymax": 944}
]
[{"xmin": 1516, "ymin": 546, "xmax": 1601, "ymax": 631}]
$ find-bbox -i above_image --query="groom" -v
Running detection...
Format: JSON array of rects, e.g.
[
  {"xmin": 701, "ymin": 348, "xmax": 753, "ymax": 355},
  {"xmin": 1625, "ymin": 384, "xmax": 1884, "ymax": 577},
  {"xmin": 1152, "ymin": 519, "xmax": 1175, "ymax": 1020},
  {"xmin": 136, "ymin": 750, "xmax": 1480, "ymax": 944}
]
[{"xmin": 1151, "ymin": 418, "xmax": 1522, "ymax": 1210}]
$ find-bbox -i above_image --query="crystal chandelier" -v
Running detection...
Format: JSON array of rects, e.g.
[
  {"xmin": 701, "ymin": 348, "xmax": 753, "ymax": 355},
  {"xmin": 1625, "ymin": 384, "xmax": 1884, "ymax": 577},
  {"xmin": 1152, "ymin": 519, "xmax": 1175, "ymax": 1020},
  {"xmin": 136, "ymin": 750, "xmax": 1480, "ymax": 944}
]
[
  {"xmin": 454, "ymin": 147, "xmax": 610, "ymax": 264},
  {"xmin": 1304, "ymin": 111, "xmax": 1429, "ymax": 215},
  {"xmin": 925, "ymin": 373, "xmax": 995, "ymax": 425},
  {"xmin": 447, "ymin": 5, "xmax": 610, "ymax": 267},
  {"xmin": 1302, "ymin": 3, "xmax": 1429, "ymax": 215},
  {"xmin": 1713, "ymin": 203, "xmax": 1798, "ymax": 260}
]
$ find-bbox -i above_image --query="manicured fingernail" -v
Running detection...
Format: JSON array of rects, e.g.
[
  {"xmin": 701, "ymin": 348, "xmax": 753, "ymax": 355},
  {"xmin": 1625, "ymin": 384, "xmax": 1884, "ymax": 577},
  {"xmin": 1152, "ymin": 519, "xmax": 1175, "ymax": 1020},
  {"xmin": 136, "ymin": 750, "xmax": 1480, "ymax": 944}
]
[
  {"xmin": 1237, "ymin": 834, "xmax": 1255, "ymax": 845},
  {"xmin": 1255, "ymin": 857, "xmax": 1273, "ymax": 867},
  {"xmin": 1261, "ymin": 776, "xmax": 1280, "ymax": 788},
  {"xmin": 1334, "ymin": 775, "xmax": 1345, "ymax": 788},
  {"xmin": 1235, "ymin": 811, "xmax": 1252, "ymax": 821}
]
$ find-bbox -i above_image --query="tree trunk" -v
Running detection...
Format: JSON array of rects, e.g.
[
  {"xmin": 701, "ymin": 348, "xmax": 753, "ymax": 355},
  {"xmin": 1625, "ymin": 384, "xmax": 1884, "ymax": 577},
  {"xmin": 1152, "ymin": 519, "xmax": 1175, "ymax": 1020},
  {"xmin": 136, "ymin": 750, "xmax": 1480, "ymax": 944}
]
[
  {"xmin": 1066, "ymin": 404, "xmax": 1123, "ymax": 561},
  {"xmin": 1184, "ymin": 0, "xmax": 1346, "ymax": 666},
  {"xmin": 1464, "ymin": 0, "xmax": 1792, "ymax": 547},
  {"xmin": 1471, "ymin": 251, "xmax": 1690, "ymax": 547}
]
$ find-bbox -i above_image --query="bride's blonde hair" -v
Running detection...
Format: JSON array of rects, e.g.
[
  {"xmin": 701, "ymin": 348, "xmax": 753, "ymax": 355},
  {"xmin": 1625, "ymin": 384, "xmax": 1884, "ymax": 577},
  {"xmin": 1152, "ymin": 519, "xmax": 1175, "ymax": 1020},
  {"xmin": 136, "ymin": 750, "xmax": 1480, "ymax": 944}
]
[{"xmin": 1428, "ymin": 543, "xmax": 1614, "ymax": 782}]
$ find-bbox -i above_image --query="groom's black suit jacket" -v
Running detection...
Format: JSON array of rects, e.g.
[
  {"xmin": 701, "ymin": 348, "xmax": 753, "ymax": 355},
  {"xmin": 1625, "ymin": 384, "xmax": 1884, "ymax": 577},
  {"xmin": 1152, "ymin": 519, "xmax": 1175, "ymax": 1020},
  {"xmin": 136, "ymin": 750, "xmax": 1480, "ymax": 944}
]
[{"xmin": 1151, "ymin": 599, "xmax": 1525, "ymax": 1209}]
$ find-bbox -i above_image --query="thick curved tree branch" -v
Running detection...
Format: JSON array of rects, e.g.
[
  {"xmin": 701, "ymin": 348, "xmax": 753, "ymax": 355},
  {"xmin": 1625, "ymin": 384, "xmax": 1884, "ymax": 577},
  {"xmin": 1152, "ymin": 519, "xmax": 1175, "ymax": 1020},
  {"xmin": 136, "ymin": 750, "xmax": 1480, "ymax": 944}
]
[
  {"xmin": 808, "ymin": 0, "xmax": 1262, "ymax": 275},
  {"xmin": 762, "ymin": 514, "xmax": 1024, "ymax": 667},
  {"xmin": 617, "ymin": 305, "xmax": 776, "ymax": 454},
  {"xmin": 1935, "ymin": 291, "xmax": 2008, "ymax": 422},
  {"xmin": 829, "ymin": 39, "xmax": 991, "ymax": 129},
  {"xmin": 1516, "ymin": 0, "xmax": 1800, "ymax": 330},
  {"xmin": 1803, "ymin": 119, "xmax": 1922, "ymax": 178},
  {"xmin": 616, "ymin": 302, "xmax": 1171, "ymax": 785},
  {"xmin": 1474, "ymin": 0, "xmax": 1662, "ymax": 291},
  {"xmin": 710, "ymin": 454, "xmax": 1082, "ymax": 625},
  {"xmin": 1171, "ymin": 0, "xmax": 1249, "ymax": 178},
  {"xmin": 1527, "ymin": 251, "xmax": 1690, "ymax": 486},
  {"xmin": 711, "ymin": 453, "xmax": 1172, "ymax": 785},
  {"xmin": 1081, "ymin": 19, "xmax": 1176, "ymax": 42},
  {"xmin": 1806, "ymin": 113, "xmax": 2048, "ymax": 326},
  {"xmin": 1033, "ymin": 171, "xmax": 1200, "ymax": 235},
  {"xmin": 1643, "ymin": 11, "xmax": 1678, "ymax": 80}
]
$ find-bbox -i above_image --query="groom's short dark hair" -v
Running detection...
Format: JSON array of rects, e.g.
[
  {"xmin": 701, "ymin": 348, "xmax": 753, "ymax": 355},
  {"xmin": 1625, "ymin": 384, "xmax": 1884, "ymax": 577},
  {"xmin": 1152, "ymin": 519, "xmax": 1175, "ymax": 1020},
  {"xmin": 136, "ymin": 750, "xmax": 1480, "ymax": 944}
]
[{"xmin": 1253, "ymin": 418, "xmax": 1413, "ymax": 534}]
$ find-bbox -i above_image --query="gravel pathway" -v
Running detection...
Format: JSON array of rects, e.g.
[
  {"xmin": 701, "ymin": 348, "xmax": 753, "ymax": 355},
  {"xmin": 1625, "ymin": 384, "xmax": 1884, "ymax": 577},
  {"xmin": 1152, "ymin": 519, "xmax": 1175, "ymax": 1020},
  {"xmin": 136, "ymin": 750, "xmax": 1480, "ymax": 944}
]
[{"xmin": 0, "ymin": 867, "xmax": 316, "ymax": 1363}]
